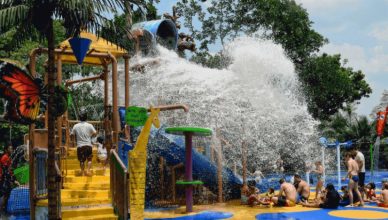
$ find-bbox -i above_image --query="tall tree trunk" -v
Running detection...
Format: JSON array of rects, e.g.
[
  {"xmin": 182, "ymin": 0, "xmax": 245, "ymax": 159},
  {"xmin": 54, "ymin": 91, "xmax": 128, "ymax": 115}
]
[{"xmin": 47, "ymin": 18, "xmax": 60, "ymax": 220}]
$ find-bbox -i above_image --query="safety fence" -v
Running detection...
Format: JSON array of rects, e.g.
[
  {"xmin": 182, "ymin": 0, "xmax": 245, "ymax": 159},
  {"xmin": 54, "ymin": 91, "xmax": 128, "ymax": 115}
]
[
  {"xmin": 110, "ymin": 149, "xmax": 129, "ymax": 220},
  {"xmin": 33, "ymin": 148, "xmax": 48, "ymax": 199},
  {"xmin": 31, "ymin": 148, "xmax": 62, "ymax": 219}
]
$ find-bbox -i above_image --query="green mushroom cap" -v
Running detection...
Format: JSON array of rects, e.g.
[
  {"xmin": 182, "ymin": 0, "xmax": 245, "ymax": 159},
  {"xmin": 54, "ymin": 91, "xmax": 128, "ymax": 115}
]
[{"xmin": 165, "ymin": 127, "xmax": 212, "ymax": 137}]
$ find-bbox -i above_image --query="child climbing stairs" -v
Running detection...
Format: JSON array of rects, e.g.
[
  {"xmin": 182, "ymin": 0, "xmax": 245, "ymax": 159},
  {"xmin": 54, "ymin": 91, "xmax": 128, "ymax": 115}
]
[{"xmin": 37, "ymin": 147, "xmax": 117, "ymax": 220}]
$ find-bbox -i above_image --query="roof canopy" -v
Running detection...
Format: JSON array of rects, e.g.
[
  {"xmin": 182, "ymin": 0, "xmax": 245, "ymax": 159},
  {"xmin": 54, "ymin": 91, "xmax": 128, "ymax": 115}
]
[{"xmin": 58, "ymin": 32, "xmax": 128, "ymax": 66}]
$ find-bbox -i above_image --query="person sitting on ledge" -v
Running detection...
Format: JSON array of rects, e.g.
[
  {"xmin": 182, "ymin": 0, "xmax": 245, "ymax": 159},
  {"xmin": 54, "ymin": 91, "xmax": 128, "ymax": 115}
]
[
  {"xmin": 303, "ymin": 183, "xmax": 340, "ymax": 209},
  {"xmin": 377, "ymin": 183, "xmax": 388, "ymax": 208},
  {"xmin": 271, "ymin": 178, "xmax": 297, "ymax": 207}
]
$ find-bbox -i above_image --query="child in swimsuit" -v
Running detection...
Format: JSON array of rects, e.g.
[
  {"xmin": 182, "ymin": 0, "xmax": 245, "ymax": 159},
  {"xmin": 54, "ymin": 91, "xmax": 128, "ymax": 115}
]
[
  {"xmin": 377, "ymin": 183, "xmax": 388, "ymax": 208},
  {"xmin": 364, "ymin": 182, "xmax": 377, "ymax": 202},
  {"xmin": 247, "ymin": 185, "xmax": 261, "ymax": 206},
  {"xmin": 96, "ymin": 136, "xmax": 107, "ymax": 175},
  {"xmin": 259, "ymin": 188, "xmax": 275, "ymax": 205}
]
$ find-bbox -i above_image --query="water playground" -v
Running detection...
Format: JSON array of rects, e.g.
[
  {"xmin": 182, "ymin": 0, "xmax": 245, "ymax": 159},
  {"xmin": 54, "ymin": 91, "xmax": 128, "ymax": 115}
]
[{"xmin": 0, "ymin": 6, "xmax": 387, "ymax": 220}]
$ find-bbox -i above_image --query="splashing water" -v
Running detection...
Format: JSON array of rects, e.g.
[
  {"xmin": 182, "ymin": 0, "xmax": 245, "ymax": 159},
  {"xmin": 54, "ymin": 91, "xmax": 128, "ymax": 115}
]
[
  {"xmin": 372, "ymin": 136, "xmax": 381, "ymax": 178},
  {"xmin": 116, "ymin": 38, "xmax": 321, "ymax": 175}
]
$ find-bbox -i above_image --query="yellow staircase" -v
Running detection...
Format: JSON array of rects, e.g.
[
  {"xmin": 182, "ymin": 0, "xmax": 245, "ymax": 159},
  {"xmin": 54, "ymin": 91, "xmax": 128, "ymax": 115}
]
[{"xmin": 38, "ymin": 147, "xmax": 117, "ymax": 220}]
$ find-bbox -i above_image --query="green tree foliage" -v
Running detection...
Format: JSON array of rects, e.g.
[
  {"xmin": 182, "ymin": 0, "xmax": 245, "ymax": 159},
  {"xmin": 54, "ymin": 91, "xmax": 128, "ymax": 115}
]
[
  {"xmin": 236, "ymin": 0, "xmax": 327, "ymax": 65},
  {"xmin": 300, "ymin": 54, "xmax": 372, "ymax": 120},
  {"xmin": 176, "ymin": 0, "xmax": 371, "ymax": 120}
]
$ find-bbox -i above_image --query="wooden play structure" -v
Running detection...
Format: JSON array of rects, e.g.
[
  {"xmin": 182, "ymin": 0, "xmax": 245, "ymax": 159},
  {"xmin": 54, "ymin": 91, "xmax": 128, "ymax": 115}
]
[
  {"xmin": 25, "ymin": 31, "xmax": 191, "ymax": 220},
  {"xmin": 27, "ymin": 32, "xmax": 130, "ymax": 220}
]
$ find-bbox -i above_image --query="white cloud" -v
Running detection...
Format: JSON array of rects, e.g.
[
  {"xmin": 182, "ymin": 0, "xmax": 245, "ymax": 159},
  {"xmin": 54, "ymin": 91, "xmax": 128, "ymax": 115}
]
[
  {"xmin": 370, "ymin": 22, "xmax": 388, "ymax": 41},
  {"xmin": 321, "ymin": 43, "xmax": 388, "ymax": 74},
  {"xmin": 295, "ymin": 0, "xmax": 360, "ymax": 12}
]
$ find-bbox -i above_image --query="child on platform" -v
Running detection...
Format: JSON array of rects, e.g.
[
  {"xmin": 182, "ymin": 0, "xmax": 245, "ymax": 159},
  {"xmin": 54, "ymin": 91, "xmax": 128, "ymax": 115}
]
[{"xmin": 96, "ymin": 136, "xmax": 108, "ymax": 175}]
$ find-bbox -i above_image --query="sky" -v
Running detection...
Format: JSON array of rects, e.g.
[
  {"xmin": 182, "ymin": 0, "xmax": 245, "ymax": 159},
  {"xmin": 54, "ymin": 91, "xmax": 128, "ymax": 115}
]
[{"xmin": 155, "ymin": 0, "xmax": 388, "ymax": 117}]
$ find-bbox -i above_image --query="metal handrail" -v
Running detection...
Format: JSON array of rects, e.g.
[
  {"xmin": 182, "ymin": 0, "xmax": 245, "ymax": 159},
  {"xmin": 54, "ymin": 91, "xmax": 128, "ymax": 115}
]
[{"xmin": 110, "ymin": 149, "xmax": 129, "ymax": 220}]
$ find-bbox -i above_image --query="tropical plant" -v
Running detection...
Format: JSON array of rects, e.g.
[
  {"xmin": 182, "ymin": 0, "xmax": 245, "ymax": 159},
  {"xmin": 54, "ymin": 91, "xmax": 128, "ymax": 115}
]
[
  {"xmin": 0, "ymin": 1, "xmax": 125, "ymax": 218},
  {"xmin": 319, "ymin": 105, "xmax": 374, "ymax": 148}
]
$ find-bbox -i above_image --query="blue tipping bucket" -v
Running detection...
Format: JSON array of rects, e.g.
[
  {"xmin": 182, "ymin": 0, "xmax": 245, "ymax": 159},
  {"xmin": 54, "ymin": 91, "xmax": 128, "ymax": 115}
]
[{"xmin": 69, "ymin": 37, "xmax": 92, "ymax": 65}]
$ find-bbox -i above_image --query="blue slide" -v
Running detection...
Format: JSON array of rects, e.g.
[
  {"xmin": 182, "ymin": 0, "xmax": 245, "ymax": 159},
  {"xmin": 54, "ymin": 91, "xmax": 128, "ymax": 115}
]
[{"xmin": 147, "ymin": 126, "xmax": 242, "ymax": 199}]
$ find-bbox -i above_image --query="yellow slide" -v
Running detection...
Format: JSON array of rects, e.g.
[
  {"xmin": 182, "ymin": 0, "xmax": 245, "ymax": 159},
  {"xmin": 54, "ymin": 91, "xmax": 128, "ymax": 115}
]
[{"xmin": 129, "ymin": 108, "xmax": 160, "ymax": 220}]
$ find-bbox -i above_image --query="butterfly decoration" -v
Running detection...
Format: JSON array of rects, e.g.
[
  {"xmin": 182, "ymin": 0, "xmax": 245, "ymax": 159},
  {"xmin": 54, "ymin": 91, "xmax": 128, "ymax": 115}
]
[{"xmin": 0, "ymin": 60, "xmax": 68, "ymax": 125}]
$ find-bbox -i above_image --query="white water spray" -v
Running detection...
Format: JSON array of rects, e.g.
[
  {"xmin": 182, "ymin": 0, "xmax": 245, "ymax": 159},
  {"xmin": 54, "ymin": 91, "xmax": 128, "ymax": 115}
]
[{"xmin": 117, "ymin": 38, "xmax": 321, "ymax": 174}]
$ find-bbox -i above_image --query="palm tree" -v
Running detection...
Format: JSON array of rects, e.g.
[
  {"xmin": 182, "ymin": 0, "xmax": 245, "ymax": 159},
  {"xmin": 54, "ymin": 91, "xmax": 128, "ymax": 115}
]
[
  {"xmin": 319, "ymin": 105, "xmax": 373, "ymax": 148},
  {"xmin": 0, "ymin": 1, "xmax": 125, "ymax": 219}
]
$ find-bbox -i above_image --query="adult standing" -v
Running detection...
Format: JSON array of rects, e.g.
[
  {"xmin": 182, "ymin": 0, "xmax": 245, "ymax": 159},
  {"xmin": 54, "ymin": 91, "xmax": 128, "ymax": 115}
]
[
  {"xmin": 312, "ymin": 161, "xmax": 324, "ymax": 199},
  {"xmin": 71, "ymin": 112, "xmax": 97, "ymax": 176},
  {"xmin": 253, "ymin": 169, "xmax": 265, "ymax": 184},
  {"xmin": 353, "ymin": 148, "xmax": 365, "ymax": 190},
  {"xmin": 342, "ymin": 152, "xmax": 364, "ymax": 207}
]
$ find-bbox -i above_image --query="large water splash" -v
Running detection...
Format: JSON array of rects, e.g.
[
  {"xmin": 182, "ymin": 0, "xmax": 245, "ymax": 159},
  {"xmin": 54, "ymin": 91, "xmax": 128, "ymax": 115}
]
[{"xmin": 117, "ymin": 38, "xmax": 321, "ymax": 174}]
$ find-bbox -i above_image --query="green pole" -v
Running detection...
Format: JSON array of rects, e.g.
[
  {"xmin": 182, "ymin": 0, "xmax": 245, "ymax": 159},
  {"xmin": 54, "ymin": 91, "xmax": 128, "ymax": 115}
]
[{"xmin": 370, "ymin": 144, "xmax": 374, "ymax": 177}]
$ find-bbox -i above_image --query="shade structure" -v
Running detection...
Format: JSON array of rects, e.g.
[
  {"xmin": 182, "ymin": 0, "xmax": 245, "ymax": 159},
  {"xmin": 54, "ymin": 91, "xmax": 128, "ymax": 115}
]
[{"xmin": 58, "ymin": 32, "xmax": 127, "ymax": 66}]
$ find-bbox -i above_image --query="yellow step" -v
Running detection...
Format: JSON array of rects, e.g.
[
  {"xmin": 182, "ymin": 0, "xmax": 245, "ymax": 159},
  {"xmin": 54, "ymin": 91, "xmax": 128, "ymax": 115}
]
[
  {"xmin": 62, "ymin": 206, "xmax": 115, "ymax": 218},
  {"xmin": 62, "ymin": 214, "xmax": 117, "ymax": 220},
  {"xmin": 63, "ymin": 182, "xmax": 110, "ymax": 190},
  {"xmin": 64, "ymin": 175, "xmax": 110, "ymax": 183},
  {"xmin": 66, "ymin": 169, "xmax": 110, "ymax": 176},
  {"xmin": 63, "ymin": 162, "xmax": 107, "ymax": 170},
  {"xmin": 61, "ymin": 189, "xmax": 109, "ymax": 199},
  {"xmin": 37, "ymin": 197, "xmax": 111, "ymax": 206}
]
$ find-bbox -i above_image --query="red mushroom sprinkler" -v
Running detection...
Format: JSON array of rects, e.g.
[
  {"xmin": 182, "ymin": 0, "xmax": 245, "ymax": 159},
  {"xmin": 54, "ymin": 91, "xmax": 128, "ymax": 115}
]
[{"xmin": 165, "ymin": 127, "xmax": 212, "ymax": 213}]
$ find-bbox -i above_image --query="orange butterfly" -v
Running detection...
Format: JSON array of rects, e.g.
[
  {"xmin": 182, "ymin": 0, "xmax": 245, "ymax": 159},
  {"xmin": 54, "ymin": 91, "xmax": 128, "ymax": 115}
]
[{"xmin": 0, "ymin": 60, "xmax": 67, "ymax": 124}]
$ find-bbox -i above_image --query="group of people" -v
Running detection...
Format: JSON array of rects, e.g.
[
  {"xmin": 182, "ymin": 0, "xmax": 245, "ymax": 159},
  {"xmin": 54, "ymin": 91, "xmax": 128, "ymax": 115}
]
[
  {"xmin": 71, "ymin": 112, "xmax": 108, "ymax": 176},
  {"xmin": 241, "ymin": 148, "xmax": 388, "ymax": 209}
]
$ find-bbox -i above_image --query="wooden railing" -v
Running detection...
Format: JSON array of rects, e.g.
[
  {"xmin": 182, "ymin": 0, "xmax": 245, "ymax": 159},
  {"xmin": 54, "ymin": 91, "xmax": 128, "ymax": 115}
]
[{"xmin": 110, "ymin": 149, "xmax": 129, "ymax": 220}]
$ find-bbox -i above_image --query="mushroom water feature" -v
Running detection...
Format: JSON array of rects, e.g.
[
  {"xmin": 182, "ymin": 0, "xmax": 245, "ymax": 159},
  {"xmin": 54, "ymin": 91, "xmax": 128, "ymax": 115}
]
[{"xmin": 165, "ymin": 127, "xmax": 213, "ymax": 213}]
